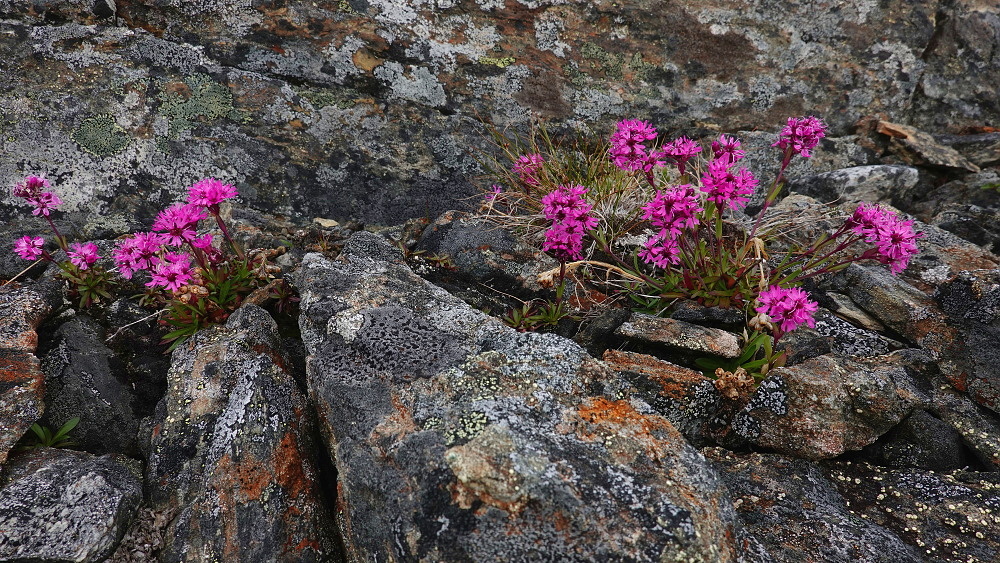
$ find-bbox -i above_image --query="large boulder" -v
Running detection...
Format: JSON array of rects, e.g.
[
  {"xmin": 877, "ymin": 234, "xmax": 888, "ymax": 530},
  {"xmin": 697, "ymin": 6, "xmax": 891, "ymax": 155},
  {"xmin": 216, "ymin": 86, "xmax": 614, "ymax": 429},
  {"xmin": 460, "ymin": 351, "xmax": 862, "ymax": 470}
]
[
  {"xmin": 295, "ymin": 237, "xmax": 748, "ymax": 561},
  {"xmin": 145, "ymin": 305, "xmax": 337, "ymax": 561}
]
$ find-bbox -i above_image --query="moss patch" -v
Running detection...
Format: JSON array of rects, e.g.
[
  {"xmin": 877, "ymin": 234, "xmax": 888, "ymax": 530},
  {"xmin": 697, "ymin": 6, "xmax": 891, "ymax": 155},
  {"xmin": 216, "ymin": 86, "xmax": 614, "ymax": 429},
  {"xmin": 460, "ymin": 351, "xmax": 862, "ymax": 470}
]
[
  {"xmin": 71, "ymin": 114, "xmax": 130, "ymax": 157},
  {"xmin": 478, "ymin": 56, "xmax": 516, "ymax": 68}
]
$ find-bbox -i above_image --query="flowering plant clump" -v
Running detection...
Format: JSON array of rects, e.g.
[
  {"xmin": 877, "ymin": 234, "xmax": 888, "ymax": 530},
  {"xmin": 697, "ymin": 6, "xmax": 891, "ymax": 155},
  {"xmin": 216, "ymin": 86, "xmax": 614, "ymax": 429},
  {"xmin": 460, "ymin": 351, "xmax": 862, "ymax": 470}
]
[
  {"xmin": 10, "ymin": 176, "xmax": 115, "ymax": 308},
  {"xmin": 9, "ymin": 175, "xmax": 284, "ymax": 351},
  {"xmin": 112, "ymin": 178, "xmax": 279, "ymax": 350},
  {"xmin": 478, "ymin": 115, "xmax": 923, "ymax": 379}
]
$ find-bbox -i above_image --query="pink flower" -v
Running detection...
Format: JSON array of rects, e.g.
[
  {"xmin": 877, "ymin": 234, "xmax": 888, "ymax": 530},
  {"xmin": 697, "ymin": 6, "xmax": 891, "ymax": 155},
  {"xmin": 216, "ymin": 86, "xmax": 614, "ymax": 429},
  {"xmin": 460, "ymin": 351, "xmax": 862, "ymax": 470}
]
[
  {"xmin": 485, "ymin": 184, "xmax": 503, "ymax": 201},
  {"xmin": 638, "ymin": 235, "xmax": 680, "ymax": 268},
  {"xmin": 68, "ymin": 242, "xmax": 100, "ymax": 270},
  {"xmin": 641, "ymin": 185, "xmax": 702, "ymax": 238},
  {"xmin": 147, "ymin": 252, "xmax": 194, "ymax": 291},
  {"xmin": 13, "ymin": 176, "xmax": 50, "ymax": 199},
  {"xmin": 13, "ymin": 236, "xmax": 44, "ymax": 261},
  {"xmin": 114, "ymin": 232, "xmax": 167, "ymax": 279},
  {"xmin": 662, "ymin": 136, "xmax": 702, "ymax": 175},
  {"xmin": 700, "ymin": 159, "xmax": 758, "ymax": 210},
  {"xmin": 28, "ymin": 192, "xmax": 62, "ymax": 217},
  {"xmin": 152, "ymin": 204, "xmax": 207, "ymax": 246},
  {"xmin": 755, "ymin": 285, "xmax": 818, "ymax": 334},
  {"xmin": 711, "ymin": 134, "xmax": 745, "ymax": 164},
  {"xmin": 874, "ymin": 217, "xmax": 923, "ymax": 275},
  {"xmin": 847, "ymin": 203, "xmax": 890, "ymax": 240},
  {"xmin": 540, "ymin": 184, "xmax": 599, "ymax": 262},
  {"xmin": 186, "ymin": 178, "xmax": 238, "ymax": 210},
  {"xmin": 609, "ymin": 119, "xmax": 659, "ymax": 172},
  {"xmin": 513, "ymin": 154, "xmax": 545, "ymax": 186},
  {"xmin": 773, "ymin": 116, "xmax": 827, "ymax": 158}
]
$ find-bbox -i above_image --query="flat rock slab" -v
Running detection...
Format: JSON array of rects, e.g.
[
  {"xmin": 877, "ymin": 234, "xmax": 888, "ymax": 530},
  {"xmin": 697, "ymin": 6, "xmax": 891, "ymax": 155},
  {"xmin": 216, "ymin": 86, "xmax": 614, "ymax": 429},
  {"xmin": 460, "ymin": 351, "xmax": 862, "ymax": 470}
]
[
  {"xmin": 296, "ymin": 244, "xmax": 748, "ymax": 561},
  {"xmin": 0, "ymin": 448, "xmax": 142, "ymax": 563},
  {"xmin": 145, "ymin": 305, "xmax": 336, "ymax": 562},
  {"xmin": 616, "ymin": 313, "xmax": 742, "ymax": 359}
]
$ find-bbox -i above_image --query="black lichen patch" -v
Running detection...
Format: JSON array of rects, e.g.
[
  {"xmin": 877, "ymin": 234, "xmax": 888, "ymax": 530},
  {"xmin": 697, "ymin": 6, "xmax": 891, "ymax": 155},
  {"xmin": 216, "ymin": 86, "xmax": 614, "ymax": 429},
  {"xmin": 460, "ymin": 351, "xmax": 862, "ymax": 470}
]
[
  {"xmin": 71, "ymin": 114, "xmax": 130, "ymax": 156},
  {"xmin": 354, "ymin": 306, "xmax": 467, "ymax": 382}
]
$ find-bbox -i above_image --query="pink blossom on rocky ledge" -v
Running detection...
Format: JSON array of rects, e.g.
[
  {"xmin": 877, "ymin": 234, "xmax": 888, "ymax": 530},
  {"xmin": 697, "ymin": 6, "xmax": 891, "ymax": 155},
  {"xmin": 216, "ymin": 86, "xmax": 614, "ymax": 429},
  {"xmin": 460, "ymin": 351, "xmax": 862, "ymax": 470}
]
[
  {"xmin": 773, "ymin": 116, "xmax": 827, "ymax": 158},
  {"xmin": 187, "ymin": 178, "xmax": 238, "ymax": 210},
  {"xmin": 28, "ymin": 192, "xmax": 62, "ymax": 217},
  {"xmin": 711, "ymin": 134, "xmax": 745, "ymax": 164},
  {"xmin": 12, "ymin": 175, "xmax": 50, "ymax": 199},
  {"xmin": 147, "ymin": 252, "xmax": 194, "ymax": 291},
  {"xmin": 541, "ymin": 184, "xmax": 595, "ymax": 224},
  {"xmin": 847, "ymin": 202, "xmax": 889, "ymax": 240},
  {"xmin": 13, "ymin": 236, "xmax": 44, "ymax": 261},
  {"xmin": 874, "ymin": 216, "xmax": 923, "ymax": 275},
  {"xmin": 113, "ymin": 232, "xmax": 168, "ymax": 278},
  {"xmin": 67, "ymin": 242, "xmax": 100, "ymax": 270},
  {"xmin": 700, "ymin": 159, "xmax": 758, "ymax": 210},
  {"xmin": 513, "ymin": 153, "xmax": 545, "ymax": 186},
  {"xmin": 638, "ymin": 235, "xmax": 681, "ymax": 268},
  {"xmin": 755, "ymin": 285, "xmax": 819, "ymax": 334},
  {"xmin": 485, "ymin": 184, "xmax": 503, "ymax": 201},
  {"xmin": 641, "ymin": 185, "xmax": 702, "ymax": 239},
  {"xmin": 609, "ymin": 119, "xmax": 659, "ymax": 172},
  {"xmin": 540, "ymin": 184, "xmax": 599, "ymax": 262},
  {"xmin": 152, "ymin": 204, "xmax": 207, "ymax": 246},
  {"xmin": 662, "ymin": 136, "xmax": 702, "ymax": 175}
]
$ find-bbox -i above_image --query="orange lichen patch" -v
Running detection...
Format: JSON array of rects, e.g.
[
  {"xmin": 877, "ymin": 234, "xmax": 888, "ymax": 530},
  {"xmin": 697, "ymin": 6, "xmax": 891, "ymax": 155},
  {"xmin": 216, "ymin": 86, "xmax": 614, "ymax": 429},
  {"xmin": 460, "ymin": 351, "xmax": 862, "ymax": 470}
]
[
  {"xmin": 574, "ymin": 397, "xmax": 683, "ymax": 462},
  {"xmin": 274, "ymin": 430, "xmax": 311, "ymax": 501},
  {"xmin": 217, "ymin": 452, "xmax": 273, "ymax": 502},
  {"xmin": 352, "ymin": 48, "xmax": 383, "ymax": 72},
  {"xmin": 602, "ymin": 350, "xmax": 709, "ymax": 401},
  {"xmin": 0, "ymin": 349, "xmax": 43, "ymax": 386},
  {"xmin": 372, "ymin": 393, "xmax": 418, "ymax": 445}
]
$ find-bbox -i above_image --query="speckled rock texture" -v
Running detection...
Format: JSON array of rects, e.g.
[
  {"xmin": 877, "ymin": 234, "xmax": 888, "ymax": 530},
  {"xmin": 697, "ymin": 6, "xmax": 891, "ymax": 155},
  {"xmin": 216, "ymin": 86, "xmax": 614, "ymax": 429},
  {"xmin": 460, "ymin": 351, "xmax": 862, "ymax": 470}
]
[
  {"xmin": 732, "ymin": 354, "xmax": 920, "ymax": 460},
  {"xmin": 295, "ymin": 238, "xmax": 747, "ymax": 561},
  {"xmin": 790, "ymin": 165, "xmax": 920, "ymax": 204},
  {"xmin": 145, "ymin": 304, "xmax": 336, "ymax": 562},
  {"xmin": 0, "ymin": 447, "xmax": 142, "ymax": 563},
  {"xmin": 704, "ymin": 449, "xmax": 924, "ymax": 563},
  {"xmin": 616, "ymin": 312, "xmax": 742, "ymax": 360},
  {"xmin": 1, "ymin": 0, "xmax": 997, "ymax": 228},
  {"xmin": 39, "ymin": 315, "xmax": 140, "ymax": 456},
  {"xmin": 0, "ymin": 283, "xmax": 57, "ymax": 466}
]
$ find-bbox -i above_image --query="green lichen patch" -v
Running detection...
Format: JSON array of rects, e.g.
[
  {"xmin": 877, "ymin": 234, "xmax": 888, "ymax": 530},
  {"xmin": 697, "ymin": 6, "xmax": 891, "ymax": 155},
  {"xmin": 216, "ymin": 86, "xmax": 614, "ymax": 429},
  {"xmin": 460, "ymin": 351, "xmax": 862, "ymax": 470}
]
[
  {"xmin": 477, "ymin": 56, "xmax": 516, "ymax": 68},
  {"xmin": 577, "ymin": 42, "xmax": 657, "ymax": 83},
  {"xmin": 157, "ymin": 73, "xmax": 247, "ymax": 140},
  {"xmin": 71, "ymin": 114, "xmax": 130, "ymax": 157},
  {"xmin": 296, "ymin": 87, "xmax": 357, "ymax": 110},
  {"xmin": 445, "ymin": 411, "xmax": 490, "ymax": 445}
]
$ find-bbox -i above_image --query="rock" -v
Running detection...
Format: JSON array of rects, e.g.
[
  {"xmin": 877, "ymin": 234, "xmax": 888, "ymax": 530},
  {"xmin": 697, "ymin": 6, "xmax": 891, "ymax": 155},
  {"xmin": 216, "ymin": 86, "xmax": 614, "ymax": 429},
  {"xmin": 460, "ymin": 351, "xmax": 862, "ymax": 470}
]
[
  {"xmin": 811, "ymin": 309, "xmax": 893, "ymax": 358},
  {"xmin": 934, "ymin": 270, "xmax": 1000, "ymax": 416},
  {"xmin": 572, "ymin": 307, "xmax": 631, "ymax": 357},
  {"xmin": 615, "ymin": 312, "xmax": 742, "ymax": 360},
  {"xmin": 40, "ymin": 315, "xmax": 140, "ymax": 456},
  {"xmin": 930, "ymin": 382, "xmax": 1000, "ymax": 471},
  {"xmin": 790, "ymin": 165, "xmax": 920, "ymax": 204},
  {"xmin": 704, "ymin": 449, "xmax": 924, "ymax": 563},
  {"xmin": 668, "ymin": 301, "xmax": 746, "ymax": 332},
  {"xmin": 733, "ymin": 354, "xmax": 919, "ymax": 460},
  {"xmin": 602, "ymin": 349, "xmax": 723, "ymax": 447},
  {"xmin": 3, "ymin": 1, "xmax": 997, "ymax": 227},
  {"xmin": 296, "ymin": 245, "xmax": 747, "ymax": 561},
  {"xmin": 860, "ymin": 409, "xmax": 971, "ymax": 472},
  {"xmin": 0, "ymin": 447, "xmax": 142, "ymax": 562},
  {"xmin": 934, "ymin": 132, "xmax": 1000, "ymax": 167},
  {"xmin": 0, "ymin": 284, "xmax": 57, "ymax": 466},
  {"xmin": 416, "ymin": 210, "xmax": 558, "ymax": 295},
  {"xmin": 904, "ymin": 171, "xmax": 1000, "ymax": 255},
  {"xmin": 877, "ymin": 121, "xmax": 980, "ymax": 173},
  {"xmin": 826, "ymin": 461, "xmax": 1000, "ymax": 562},
  {"xmin": 145, "ymin": 304, "xmax": 337, "ymax": 561}
]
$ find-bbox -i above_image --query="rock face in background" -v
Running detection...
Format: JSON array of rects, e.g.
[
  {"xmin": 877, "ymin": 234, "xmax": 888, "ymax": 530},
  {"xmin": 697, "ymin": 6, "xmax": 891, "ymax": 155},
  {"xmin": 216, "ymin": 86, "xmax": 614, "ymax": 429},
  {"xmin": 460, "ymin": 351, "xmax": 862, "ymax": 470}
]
[{"xmin": 1, "ymin": 0, "xmax": 997, "ymax": 228}]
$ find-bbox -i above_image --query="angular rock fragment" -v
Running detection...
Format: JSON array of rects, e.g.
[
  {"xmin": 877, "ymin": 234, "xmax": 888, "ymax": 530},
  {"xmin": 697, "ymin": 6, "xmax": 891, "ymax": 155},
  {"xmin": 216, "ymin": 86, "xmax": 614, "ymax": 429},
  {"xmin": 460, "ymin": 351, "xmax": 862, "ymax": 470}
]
[
  {"xmin": 0, "ymin": 448, "xmax": 142, "ymax": 562},
  {"xmin": 878, "ymin": 121, "xmax": 980, "ymax": 173},
  {"xmin": 296, "ymin": 238, "xmax": 748, "ymax": 561},
  {"xmin": 733, "ymin": 354, "xmax": 919, "ymax": 460},
  {"xmin": 615, "ymin": 313, "xmax": 742, "ymax": 360},
  {"xmin": 791, "ymin": 165, "xmax": 919, "ymax": 204},
  {"xmin": 146, "ymin": 305, "xmax": 336, "ymax": 561}
]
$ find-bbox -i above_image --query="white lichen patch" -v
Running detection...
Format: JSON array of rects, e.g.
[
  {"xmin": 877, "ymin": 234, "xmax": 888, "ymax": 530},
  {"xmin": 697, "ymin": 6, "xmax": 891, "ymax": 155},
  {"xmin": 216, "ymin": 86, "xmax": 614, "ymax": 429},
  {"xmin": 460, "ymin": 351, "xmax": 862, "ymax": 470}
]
[
  {"xmin": 374, "ymin": 62, "xmax": 448, "ymax": 108},
  {"xmin": 535, "ymin": 13, "xmax": 569, "ymax": 57},
  {"xmin": 330, "ymin": 312, "xmax": 366, "ymax": 343}
]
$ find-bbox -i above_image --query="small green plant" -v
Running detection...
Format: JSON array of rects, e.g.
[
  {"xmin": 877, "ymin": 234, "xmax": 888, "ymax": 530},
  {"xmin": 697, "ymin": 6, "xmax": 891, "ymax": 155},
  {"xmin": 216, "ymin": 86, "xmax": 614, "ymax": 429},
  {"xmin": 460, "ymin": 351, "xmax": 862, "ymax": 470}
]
[
  {"xmin": 694, "ymin": 330, "xmax": 783, "ymax": 381},
  {"xmin": 21, "ymin": 418, "xmax": 80, "ymax": 450}
]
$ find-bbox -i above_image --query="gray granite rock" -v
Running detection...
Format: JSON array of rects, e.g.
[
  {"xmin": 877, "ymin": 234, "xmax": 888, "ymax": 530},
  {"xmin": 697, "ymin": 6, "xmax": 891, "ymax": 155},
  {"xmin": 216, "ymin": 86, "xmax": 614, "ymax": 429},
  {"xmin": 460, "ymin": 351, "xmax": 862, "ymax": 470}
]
[
  {"xmin": 145, "ymin": 304, "xmax": 337, "ymax": 562},
  {"xmin": 790, "ymin": 165, "xmax": 919, "ymax": 204},
  {"xmin": 0, "ymin": 448, "xmax": 142, "ymax": 563},
  {"xmin": 296, "ymin": 241, "xmax": 749, "ymax": 561}
]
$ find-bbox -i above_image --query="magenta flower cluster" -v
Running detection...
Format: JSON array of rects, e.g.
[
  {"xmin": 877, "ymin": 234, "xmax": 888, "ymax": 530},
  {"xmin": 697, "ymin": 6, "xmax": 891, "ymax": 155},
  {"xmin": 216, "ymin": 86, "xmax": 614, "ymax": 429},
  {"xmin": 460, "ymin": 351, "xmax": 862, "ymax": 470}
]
[
  {"xmin": 773, "ymin": 116, "xmax": 827, "ymax": 158},
  {"xmin": 755, "ymin": 285, "xmax": 819, "ymax": 334},
  {"xmin": 662, "ymin": 136, "xmax": 702, "ymax": 176},
  {"xmin": 12, "ymin": 176, "xmax": 62, "ymax": 217},
  {"xmin": 638, "ymin": 185, "xmax": 702, "ymax": 268},
  {"xmin": 513, "ymin": 154, "xmax": 545, "ymax": 186},
  {"xmin": 609, "ymin": 119, "xmax": 665, "ymax": 174},
  {"xmin": 847, "ymin": 203, "xmax": 923, "ymax": 275},
  {"xmin": 14, "ymin": 236, "xmax": 45, "ymax": 261},
  {"xmin": 540, "ymin": 184, "xmax": 599, "ymax": 262},
  {"xmin": 113, "ymin": 178, "xmax": 238, "ymax": 291},
  {"xmin": 700, "ymin": 158, "xmax": 758, "ymax": 211}
]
